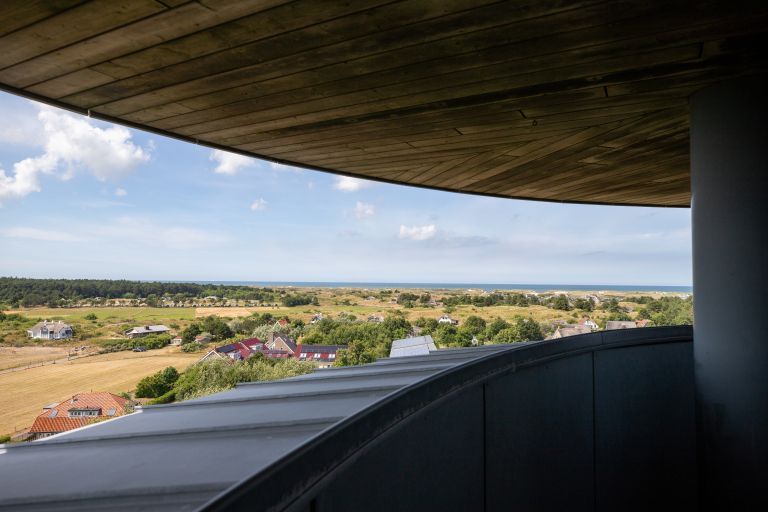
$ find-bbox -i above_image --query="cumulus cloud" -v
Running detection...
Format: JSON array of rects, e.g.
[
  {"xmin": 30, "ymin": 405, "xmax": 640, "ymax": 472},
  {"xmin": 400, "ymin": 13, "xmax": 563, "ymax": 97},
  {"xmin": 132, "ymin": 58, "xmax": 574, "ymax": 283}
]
[
  {"xmin": 250, "ymin": 198, "xmax": 268, "ymax": 211},
  {"xmin": 354, "ymin": 201, "xmax": 375, "ymax": 219},
  {"xmin": 399, "ymin": 224, "xmax": 437, "ymax": 241},
  {"xmin": 115, "ymin": 188, "xmax": 127, "ymax": 197},
  {"xmin": 0, "ymin": 106, "xmax": 150, "ymax": 205},
  {"xmin": 334, "ymin": 176, "xmax": 372, "ymax": 192},
  {"xmin": 209, "ymin": 149, "xmax": 254, "ymax": 175}
]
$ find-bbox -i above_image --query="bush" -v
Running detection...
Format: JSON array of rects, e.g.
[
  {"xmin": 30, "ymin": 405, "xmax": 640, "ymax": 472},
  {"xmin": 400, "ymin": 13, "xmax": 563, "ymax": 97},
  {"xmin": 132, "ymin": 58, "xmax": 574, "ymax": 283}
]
[
  {"xmin": 84, "ymin": 313, "xmax": 98, "ymax": 321},
  {"xmin": 181, "ymin": 341, "xmax": 205, "ymax": 353},
  {"xmin": 135, "ymin": 367, "xmax": 180, "ymax": 398},
  {"xmin": 172, "ymin": 358, "xmax": 314, "ymax": 401},
  {"xmin": 0, "ymin": 434, "xmax": 10, "ymax": 444}
]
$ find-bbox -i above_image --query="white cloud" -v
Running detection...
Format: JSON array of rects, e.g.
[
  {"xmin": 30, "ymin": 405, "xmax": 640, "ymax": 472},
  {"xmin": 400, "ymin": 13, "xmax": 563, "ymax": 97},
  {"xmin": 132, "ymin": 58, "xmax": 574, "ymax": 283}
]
[
  {"xmin": 250, "ymin": 198, "xmax": 268, "ymax": 211},
  {"xmin": 334, "ymin": 176, "xmax": 373, "ymax": 192},
  {"xmin": 354, "ymin": 201, "xmax": 375, "ymax": 219},
  {"xmin": 115, "ymin": 188, "xmax": 127, "ymax": 197},
  {"xmin": 399, "ymin": 224, "xmax": 437, "ymax": 241},
  {"xmin": 0, "ymin": 106, "xmax": 150, "ymax": 205},
  {"xmin": 210, "ymin": 149, "xmax": 254, "ymax": 175},
  {"xmin": 1, "ymin": 227, "xmax": 88, "ymax": 242}
]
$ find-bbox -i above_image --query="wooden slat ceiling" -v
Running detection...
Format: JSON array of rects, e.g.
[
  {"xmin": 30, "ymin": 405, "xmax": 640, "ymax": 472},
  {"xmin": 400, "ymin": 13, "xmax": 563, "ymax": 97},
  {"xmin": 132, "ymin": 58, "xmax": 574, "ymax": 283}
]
[{"xmin": 1, "ymin": 1, "xmax": 767, "ymax": 207}]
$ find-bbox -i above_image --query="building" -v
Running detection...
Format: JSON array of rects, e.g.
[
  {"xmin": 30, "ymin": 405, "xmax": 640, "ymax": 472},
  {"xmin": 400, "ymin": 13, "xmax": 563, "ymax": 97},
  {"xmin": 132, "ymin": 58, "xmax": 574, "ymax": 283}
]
[
  {"xmin": 390, "ymin": 335, "xmax": 437, "ymax": 358},
  {"xmin": 605, "ymin": 321, "xmax": 638, "ymax": 330},
  {"xmin": 28, "ymin": 392, "xmax": 131, "ymax": 441},
  {"xmin": 124, "ymin": 325, "xmax": 170, "ymax": 338},
  {"xmin": 296, "ymin": 344, "xmax": 345, "ymax": 368},
  {"xmin": 438, "ymin": 315, "xmax": 459, "ymax": 325},
  {"xmin": 26, "ymin": 321, "xmax": 73, "ymax": 340},
  {"xmin": 2, "ymin": 3, "xmax": 766, "ymax": 508},
  {"xmin": 548, "ymin": 324, "xmax": 594, "ymax": 339},
  {"xmin": 170, "ymin": 336, "xmax": 183, "ymax": 346},
  {"xmin": 578, "ymin": 317, "xmax": 599, "ymax": 331}
]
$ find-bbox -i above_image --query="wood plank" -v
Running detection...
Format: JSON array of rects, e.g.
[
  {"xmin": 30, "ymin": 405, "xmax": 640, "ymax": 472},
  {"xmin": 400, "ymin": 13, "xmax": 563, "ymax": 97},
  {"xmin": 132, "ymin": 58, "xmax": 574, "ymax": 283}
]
[
  {"xmin": 2, "ymin": 0, "xmax": 294, "ymax": 89},
  {"xmin": 0, "ymin": 1, "xmax": 85, "ymax": 38},
  {"xmin": 0, "ymin": 0, "xmax": 168, "ymax": 70}
]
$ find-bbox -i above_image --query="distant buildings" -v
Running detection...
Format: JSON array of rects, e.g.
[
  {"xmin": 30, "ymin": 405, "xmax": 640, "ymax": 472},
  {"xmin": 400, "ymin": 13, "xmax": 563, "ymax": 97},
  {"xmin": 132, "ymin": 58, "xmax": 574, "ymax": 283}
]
[
  {"xmin": 28, "ymin": 392, "xmax": 132, "ymax": 441},
  {"xmin": 201, "ymin": 333, "xmax": 346, "ymax": 369},
  {"xmin": 27, "ymin": 320, "xmax": 73, "ymax": 340},
  {"xmin": 125, "ymin": 325, "xmax": 170, "ymax": 339}
]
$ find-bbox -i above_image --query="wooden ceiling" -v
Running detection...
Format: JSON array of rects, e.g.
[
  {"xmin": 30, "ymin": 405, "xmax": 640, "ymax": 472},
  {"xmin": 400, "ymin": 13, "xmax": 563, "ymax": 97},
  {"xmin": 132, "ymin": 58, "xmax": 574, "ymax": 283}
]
[{"xmin": 1, "ymin": 1, "xmax": 767, "ymax": 206}]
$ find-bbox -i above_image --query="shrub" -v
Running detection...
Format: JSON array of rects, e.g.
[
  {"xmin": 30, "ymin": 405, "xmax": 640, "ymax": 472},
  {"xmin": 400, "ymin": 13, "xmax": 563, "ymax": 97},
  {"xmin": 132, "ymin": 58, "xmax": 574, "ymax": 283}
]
[
  {"xmin": 0, "ymin": 434, "xmax": 10, "ymax": 444},
  {"xmin": 135, "ymin": 366, "xmax": 179, "ymax": 398},
  {"xmin": 173, "ymin": 358, "xmax": 314, "ymax": 401},
  {"xmin": 84, "ymin": 313, "xmax": 98, "ymax": 321}
]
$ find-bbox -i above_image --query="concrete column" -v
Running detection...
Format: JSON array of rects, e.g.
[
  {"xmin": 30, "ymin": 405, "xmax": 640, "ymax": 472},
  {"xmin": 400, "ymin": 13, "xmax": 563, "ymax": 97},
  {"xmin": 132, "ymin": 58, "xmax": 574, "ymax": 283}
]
[{"xmin": 691, "ymin": 77, "xmax": 768, "ymax": 507}]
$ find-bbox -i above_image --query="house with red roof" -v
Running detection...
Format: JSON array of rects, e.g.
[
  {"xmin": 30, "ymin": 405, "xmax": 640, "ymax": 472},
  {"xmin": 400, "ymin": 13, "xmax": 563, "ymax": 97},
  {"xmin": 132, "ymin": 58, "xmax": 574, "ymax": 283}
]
[{"xmin": 28, "ymin": 392, "xmax": 132, "ymax": 441}]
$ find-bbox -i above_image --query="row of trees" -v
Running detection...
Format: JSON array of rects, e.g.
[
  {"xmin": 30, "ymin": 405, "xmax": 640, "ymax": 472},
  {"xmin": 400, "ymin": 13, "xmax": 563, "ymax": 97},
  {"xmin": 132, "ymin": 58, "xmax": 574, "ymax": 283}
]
[
  {"xmin": 414, "ymin": 315, "xmax": 544, "ymax": 347},
  {"xmin": 0, "ymin": 277, "xmax": 318, "ymax": 308}
]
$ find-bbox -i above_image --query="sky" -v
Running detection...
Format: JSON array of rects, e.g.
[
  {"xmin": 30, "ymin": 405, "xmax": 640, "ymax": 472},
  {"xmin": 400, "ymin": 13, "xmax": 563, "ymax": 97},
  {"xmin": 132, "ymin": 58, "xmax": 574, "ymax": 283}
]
[{"xmin": 0, "ymin": 92, "xmax": 692, "ymax": 286}]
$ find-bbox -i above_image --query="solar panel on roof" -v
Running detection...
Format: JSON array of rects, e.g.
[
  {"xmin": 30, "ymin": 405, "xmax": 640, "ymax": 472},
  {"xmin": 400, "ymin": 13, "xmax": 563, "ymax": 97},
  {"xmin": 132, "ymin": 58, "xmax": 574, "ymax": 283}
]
[
  {"xmin": 106, "ymin": 408, "xmax": 116, "ymax": 416},
  {"xmin": 49, "ymin": 410, "xmax": 58, "ymax": 418}
]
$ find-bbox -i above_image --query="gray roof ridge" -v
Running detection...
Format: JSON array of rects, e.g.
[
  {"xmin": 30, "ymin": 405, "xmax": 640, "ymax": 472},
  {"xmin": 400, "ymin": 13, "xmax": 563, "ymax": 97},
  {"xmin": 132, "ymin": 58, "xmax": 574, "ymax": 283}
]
[
  {"xmin": 235, "ymin": 364, "xmax": 453, "ymax": 386},
  {"xmin": 6, "ymin": 417, "xmax": 343, "ymax": 449},
  {"xmin": 141, "ymin": 384, "xmax": 404, "ymax": 410}
]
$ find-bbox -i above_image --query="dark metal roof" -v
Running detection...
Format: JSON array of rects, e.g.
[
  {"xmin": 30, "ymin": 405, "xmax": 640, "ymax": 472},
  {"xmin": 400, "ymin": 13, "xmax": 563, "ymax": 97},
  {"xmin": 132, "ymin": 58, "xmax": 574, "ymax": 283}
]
[{"xmin": 0, "ymin": 344, "xmax": 512, "ymax": 511}]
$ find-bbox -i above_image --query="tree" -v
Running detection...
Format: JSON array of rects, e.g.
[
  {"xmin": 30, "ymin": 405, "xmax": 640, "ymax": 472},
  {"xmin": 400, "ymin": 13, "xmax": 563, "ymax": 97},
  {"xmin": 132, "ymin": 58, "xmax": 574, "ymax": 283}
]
[
  {"xmin": 484, "ymin": 318, "xmax": 510, "ymax": 340},
  {"xmin": 573, "ymin": 298, "xmax": 593, "ymax": 312},
  {"xmin": 135, "ymin": 366, "xmax": 180, "ymax": 398},
  {"xmin": 552, "ymin": 294, "xmax": 571, "ymax": 311},
  {"xmin": 181, "ymin": 324, "xmax": 201, "ymax": 344},
  {"xmin": 462, "ymin": 315, "xmax": 486, "ymax": 336}
]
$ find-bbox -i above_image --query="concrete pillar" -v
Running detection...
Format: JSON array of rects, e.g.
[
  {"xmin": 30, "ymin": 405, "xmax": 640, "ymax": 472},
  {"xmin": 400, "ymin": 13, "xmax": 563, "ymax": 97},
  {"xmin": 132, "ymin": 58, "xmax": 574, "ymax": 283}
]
[{"xmin": 691, "ymin": 77, "xmax": 768, "ymax": 507}]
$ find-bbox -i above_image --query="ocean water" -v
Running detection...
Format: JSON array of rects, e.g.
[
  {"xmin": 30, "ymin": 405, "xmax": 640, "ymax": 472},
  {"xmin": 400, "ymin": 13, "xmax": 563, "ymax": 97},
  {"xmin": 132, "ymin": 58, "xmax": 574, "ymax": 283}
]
[{"xmin": 190, "ymin": 281, "xmax": 692, "ymax": 293}]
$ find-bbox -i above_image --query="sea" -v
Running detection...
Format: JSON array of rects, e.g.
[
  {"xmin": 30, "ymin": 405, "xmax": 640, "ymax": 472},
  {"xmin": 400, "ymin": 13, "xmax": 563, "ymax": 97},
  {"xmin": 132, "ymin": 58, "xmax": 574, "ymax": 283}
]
[{"xmin": 187, "ymin": 281, "xmax": 692, "ymax": 293}]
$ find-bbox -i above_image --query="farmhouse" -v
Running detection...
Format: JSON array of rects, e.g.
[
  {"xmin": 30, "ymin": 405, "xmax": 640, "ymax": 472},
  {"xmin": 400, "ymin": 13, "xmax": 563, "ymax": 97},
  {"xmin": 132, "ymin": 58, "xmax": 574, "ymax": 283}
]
[
  {"xmin": 27, "ymin": 321, "xmax": 73, "ymax": 340},
  {"xmin": 28, "ymin": 392, "xmax": 131, "ymax": 441},
  {"xmin": 125, "ymin": 325, "xmax": 170, "ymax": 339}
]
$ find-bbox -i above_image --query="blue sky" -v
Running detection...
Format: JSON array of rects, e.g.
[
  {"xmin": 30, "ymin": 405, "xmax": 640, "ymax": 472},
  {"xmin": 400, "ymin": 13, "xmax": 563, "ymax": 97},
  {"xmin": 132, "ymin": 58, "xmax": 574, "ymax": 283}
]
[{"xmin": 0, "ymin": 92, "xmax": 692, "ymax": 286}]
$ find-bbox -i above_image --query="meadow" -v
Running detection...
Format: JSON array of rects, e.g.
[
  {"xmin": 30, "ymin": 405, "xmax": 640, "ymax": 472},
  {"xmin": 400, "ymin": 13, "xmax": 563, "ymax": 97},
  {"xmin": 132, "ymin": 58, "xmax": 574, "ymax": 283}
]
[{"xmin": 0, "ymin": 346, "xmax": 200, "ymax": 435}]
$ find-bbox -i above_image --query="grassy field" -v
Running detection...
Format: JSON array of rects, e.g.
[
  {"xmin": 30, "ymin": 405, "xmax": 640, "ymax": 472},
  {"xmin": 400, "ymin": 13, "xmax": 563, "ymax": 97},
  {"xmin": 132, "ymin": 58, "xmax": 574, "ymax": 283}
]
[
  {"xmin": 0, "ymin": 346, "xmax": 201, "ymax": 435},
  {"xmin": 0, "ymin": 346, "xmax": 70, "ymax": 371}
]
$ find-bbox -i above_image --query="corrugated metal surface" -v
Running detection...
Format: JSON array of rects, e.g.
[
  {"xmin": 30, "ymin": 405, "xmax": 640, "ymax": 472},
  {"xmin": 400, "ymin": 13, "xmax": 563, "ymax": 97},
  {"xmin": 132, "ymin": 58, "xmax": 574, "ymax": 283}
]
[
  {"xmin": 389, "ymin": 335, "xmax": 437, "ymax": 357},
  {"xmin": 0, "ymin": 345, "xmax": 512, "ymax": 511}
]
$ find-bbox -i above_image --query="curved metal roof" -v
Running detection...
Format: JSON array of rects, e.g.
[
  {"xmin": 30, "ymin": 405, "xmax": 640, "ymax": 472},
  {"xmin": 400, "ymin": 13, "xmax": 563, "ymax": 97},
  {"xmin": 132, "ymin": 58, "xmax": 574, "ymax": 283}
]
[
  {"xmin": 0, "ymin": 344, "xmax": 512, "ymax": 511},
  {"xmin": 1, "ymin": 1, "xmax": 766, "ymax": 206}
]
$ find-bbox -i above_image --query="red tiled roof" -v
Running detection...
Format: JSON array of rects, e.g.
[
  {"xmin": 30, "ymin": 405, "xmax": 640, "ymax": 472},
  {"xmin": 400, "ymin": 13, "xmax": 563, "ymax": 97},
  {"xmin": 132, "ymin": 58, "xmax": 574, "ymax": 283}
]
[{"xmin": 29, "ymin": 392, "xmax": 130, "ymax": 434}]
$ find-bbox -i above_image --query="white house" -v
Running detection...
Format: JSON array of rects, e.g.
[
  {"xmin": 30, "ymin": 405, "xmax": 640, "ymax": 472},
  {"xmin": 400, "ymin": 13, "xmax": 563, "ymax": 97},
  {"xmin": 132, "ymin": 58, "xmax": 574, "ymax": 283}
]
[
  {"xmin": 438, "ymin": 315, "xmax": 459, "ymax": 325},
  {"xmin": 27, "ymin": 321, "xmax": 73, "ymax": 340}
]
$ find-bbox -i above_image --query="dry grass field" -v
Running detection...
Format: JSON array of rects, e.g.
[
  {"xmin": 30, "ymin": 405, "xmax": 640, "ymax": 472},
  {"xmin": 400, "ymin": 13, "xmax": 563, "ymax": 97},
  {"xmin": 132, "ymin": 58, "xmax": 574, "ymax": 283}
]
[
  {"xmin": 0, "ymin": 346, "xmax": 201, "ymax": 435},
  {"xmin": 0, "ymin": 346, "xmax": 71, "ymax": 372}
]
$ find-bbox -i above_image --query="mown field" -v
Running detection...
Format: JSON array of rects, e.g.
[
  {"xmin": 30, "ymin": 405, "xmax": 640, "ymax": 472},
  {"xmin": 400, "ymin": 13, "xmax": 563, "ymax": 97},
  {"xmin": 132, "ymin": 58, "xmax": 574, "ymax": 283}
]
[{"xmin": 0, "ymin": 346, "xmax": 200, "ymax": 436}]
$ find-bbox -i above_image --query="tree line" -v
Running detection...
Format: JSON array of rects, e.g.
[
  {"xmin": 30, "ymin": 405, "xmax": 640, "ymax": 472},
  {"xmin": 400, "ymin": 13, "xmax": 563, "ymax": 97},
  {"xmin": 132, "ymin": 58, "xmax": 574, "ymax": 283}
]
[{"xmin": 0, "ymin": 277, "xmax": 316, "ymax": 308}]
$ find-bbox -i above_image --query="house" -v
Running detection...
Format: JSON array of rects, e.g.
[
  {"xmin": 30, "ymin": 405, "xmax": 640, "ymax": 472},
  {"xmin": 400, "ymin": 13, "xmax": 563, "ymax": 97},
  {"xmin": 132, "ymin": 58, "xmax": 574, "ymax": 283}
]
[
  {"xmin": 390, "ymin": 335, "xmax": 437, "ymax": 358},
  {"xmin": 28, "ymin": 392, "xmax": 131, "ymax": 441},
  {"xmin": 27, "ymin": 320, "xmax": 73, "ymax": 340},
  {"xmin": 578, "ymin": 317, "xmax": 599, "ymax": 331},
  {"xmin": 296, "ymin": 344, "xmax": 346, "ymax": 368},
  {"xmin": 170, "ymin": 336, "xmax": 183, "ymax": 346},
  {"xmin": 548, "ymin": 324, "xmax": 594, "ymax": 339},
  {"xmin": 201, "ymin": 337, "xmax": 294, "ymax": 363},
  {"xmin": 125, "ymin": 325, "xmax": 170, "ymax": 339},
  {"xmin": 438, "ymin": 315, "xmax": 459, "ymax": 325},
  {"xmin": 273, "ymin": 319, "xmax": 290, "ymax": 330},
  {"xmin": 194, "ymin": 333, "xmax": 212, "ymax": 343},
  {"xmin": 267, "ymin": 332, "xmax": 298, "ymax": 353},
  {"xmin": 605, "ymin": 320, "xmax": 638, "ymax": 330}
]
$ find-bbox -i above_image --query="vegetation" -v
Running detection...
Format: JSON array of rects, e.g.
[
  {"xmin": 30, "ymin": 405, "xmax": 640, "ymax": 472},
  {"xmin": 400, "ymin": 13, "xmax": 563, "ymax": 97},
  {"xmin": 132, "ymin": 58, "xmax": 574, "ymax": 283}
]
[
  {"xmin": 163, "ymin": 357, "xmax": 314, "ymax": 402},
  {"xmin": 99, "ymin": 334, "xmax": 171, "ymax": 353},
  {"xmin": 636, "ymin": 296, "xmax": 693, "ymax": 326},
  {"xmin": 135, "ymin": 366, "xmax": 180, "ymax": 398},
  {"xmin": 0, "ymin": 277, "xmax": 317, "ymax": 308}
]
